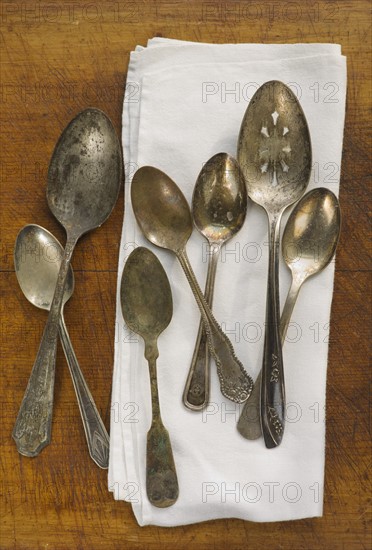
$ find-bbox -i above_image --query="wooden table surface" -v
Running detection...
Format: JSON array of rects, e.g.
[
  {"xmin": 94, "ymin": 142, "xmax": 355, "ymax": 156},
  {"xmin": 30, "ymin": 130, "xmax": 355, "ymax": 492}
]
[{"xmin": 1, "ymin": 1, "xmax": 370, "ymax": 548}]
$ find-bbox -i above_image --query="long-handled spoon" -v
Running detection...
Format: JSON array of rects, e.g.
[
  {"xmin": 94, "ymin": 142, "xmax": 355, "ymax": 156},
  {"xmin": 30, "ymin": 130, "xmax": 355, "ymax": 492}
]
[
  {"xmin": 14, "ymin": 224, "xmax": 110, "ymax": 467},
  {"xmin": 121, "ymin": 247, "xmax": 179, "ymax": 508},
  {"xmin": 237, "ymin": 188, "xmax": 341, "ymax": 439},
  {"xmin": 238, "ymin": 81, "xmax": 312, "ymax": 447},
  {"xmin": 131, "ymin": 166, "xmax": 253, "ymax": 404},
  {"xmin": 183, "ymin": 153, "xmax": 248, "ymax": 410},
  {"xmin": 13, "ymin": 109, "xmax": 122, "ymax": 457}
]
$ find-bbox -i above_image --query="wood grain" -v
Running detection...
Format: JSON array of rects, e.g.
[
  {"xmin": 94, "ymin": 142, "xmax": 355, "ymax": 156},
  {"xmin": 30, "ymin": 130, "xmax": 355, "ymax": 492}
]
[{"xmin": 0, "ymin": 1, "xmax": 370, "ymax": 548}]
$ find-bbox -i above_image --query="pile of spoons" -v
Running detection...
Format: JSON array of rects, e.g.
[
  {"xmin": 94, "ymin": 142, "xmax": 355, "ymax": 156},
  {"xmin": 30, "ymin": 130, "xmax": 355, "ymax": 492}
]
[
  {"xmin": 126, "ymin": 80, "xmax": 341, "ymax": 454},
  {"xmin": 12, "ymin": 81, "xmax": 341, "ymax": 511},
  {"xmin": 13, "ymin": 109, "xmax": 122, "ymax": 467}
]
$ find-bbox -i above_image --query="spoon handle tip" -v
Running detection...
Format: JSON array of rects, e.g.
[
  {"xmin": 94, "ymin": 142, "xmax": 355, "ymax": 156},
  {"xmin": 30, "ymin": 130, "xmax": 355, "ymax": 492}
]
[
  {"xmin": 146, "ymin": 423, "xmax": 179, "ymax": 508},
  {"xmin": 237, "ymin": 372, "xmax": 262, "ymax": 440},
  {"xmin": 183, "ymin": 324, "xmax": 209, "ymax": 410},
  {"xmin": 12, "ymin": 330, "xmax": 57, "ymax": 457}
]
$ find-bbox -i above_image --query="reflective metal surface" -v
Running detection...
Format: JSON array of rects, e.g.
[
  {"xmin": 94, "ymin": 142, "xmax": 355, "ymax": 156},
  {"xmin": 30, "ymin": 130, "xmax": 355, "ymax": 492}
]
[
  {"xmin": 14, "ymin": 224, "xmax": 110, "ymax": 468},
  {"xmin": 183, "ymin": 153, "xmax": 248, "ymax": 410},
  {"xmin": 237, "ymin": 188, "xmax": 340, "ymax": 440},
  {"xmin": 13, "ymin": 109, "xmax": 122, "ymax": 457},
  {"xmin": 131, "ymin": 166, "xmax": 253, "ymax": 404},
  {"xmin": 121, "ymin": 247, "xmax": 179, "ymax": 508},
  {"xmin": 238, "ymin": 81, "xmax": 312, "ymax": 447}
]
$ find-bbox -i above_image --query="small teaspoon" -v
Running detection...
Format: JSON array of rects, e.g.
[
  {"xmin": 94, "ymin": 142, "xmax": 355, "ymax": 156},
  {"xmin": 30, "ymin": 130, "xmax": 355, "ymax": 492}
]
[{"xmin": 183, "ymin": 153, "xmax": 248, "ymax": 410}]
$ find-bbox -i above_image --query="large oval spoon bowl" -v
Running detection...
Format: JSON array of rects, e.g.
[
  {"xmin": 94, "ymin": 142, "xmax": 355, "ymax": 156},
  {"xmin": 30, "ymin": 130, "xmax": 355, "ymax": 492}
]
[
  {"xmin": 238, "ymin": 80, "xmax": 312, "ymax": 212},
  {"xmin": 121, "ymin": 246, "xmax": 173, "ymax": 340},
  {"xmin": 131, "ymin": 166, "xmax": 192, "ymax": 253},
  {"xmin": 47, "ymin": 108, "xmax": 122, "ymax": 235}
]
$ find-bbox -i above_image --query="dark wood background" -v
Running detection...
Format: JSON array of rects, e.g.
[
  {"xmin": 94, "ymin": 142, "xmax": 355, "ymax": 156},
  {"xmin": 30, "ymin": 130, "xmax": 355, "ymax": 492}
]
[{"xmin": 1, "ymin": 1, "xmax": 370, "ymax": 548}]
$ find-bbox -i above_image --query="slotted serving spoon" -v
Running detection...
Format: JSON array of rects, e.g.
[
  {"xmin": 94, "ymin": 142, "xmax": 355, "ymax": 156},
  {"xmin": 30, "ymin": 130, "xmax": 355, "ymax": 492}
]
[{"xmin": 238, "ymin": 81, "xmax": 312, "ymax": 447}]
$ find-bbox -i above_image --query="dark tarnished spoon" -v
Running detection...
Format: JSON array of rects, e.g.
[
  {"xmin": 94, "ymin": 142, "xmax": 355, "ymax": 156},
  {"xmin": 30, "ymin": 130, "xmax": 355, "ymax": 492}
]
[
  {"xmin": 237, "ymin": 188, "xmax": 341, "ymax": 439},
  {"xmin": 121, "ymin": 247, "xmax": 179, "ymax": 508},
  {"xmin": 238, "ymin": 81, "xmax": 312, "ymax": 448},
  {"xmin": 13, "ymin": 109, "xmax": 122, "ymax": 457},
  {"xmin": 183, "ymin": 153, "xmax": 248, "ymax": 410},
  {"xmin": 131, "ymin": 166, "xmax": 253, "ymax": 405}
]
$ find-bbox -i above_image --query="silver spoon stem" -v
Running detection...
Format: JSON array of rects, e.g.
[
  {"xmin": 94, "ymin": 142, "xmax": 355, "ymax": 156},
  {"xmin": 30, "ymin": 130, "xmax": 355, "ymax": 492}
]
[
  {"xmin": 13, "ymin": 234, "xmax": 77, "ymax": 457},
  {"xmin": 144, "ymin": 340, "xmax": 179, "ymax": 508},
  {"xmin": 177, "ymin": 248, "xmax": 253, "ymax": 404},
  {"xmin": 58, "ymin": 313, "xmax": 109, "ymax": 468},
  {"xmin": 260, "ymin": 212, "xmax": 285, "ymax": 448},
  {"xmin": 183, "ymin": 241, "xmax": 221, "ymax": 410},
  {"xmin": 238, "ymin": 276, "xmax": 302, "ymax": 440},
  {"xmin": 146, "ymin": 341, "xmax": 162, "ymax": 423},
  {"xmin": 280, "ymin": 276, "xmax": 302, "ymax": 343}
]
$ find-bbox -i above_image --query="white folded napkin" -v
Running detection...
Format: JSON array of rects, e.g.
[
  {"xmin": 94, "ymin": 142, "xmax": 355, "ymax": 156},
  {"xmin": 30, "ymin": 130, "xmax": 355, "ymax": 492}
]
[{"xmin": 109, "ymin": 39, "xmax": 346, "ymax": 526}]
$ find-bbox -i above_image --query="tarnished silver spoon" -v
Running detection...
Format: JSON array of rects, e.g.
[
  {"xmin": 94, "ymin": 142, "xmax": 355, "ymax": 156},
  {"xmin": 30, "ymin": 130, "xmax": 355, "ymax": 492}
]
[
  {"xmin": 121, "ymin": 247, "xmax": 179, "ymax": 508},
  {"xmin": 237, "ymin": 188, "xmax": 340, "ymax": 440},
  {"xmin": 14, "ymin": 224, "xmax": 110, "ymax": 467},
  {"xmin": 183, "ymin": 153, "xmax": 248, "ymax": 410},
  {"xmin": 13, "ymin": 109, "xmax": 122, "ymax": 457},
  {"xmin": 238, "ymin": 81, "xmax": 312, "ymax": 448}
]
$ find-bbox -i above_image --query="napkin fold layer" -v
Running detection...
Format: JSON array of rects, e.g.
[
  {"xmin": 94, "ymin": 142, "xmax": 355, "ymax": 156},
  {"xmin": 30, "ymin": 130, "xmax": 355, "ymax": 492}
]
[{"xmin": 109, "ymin": 39, "xmax": 346, "ymax": 527}]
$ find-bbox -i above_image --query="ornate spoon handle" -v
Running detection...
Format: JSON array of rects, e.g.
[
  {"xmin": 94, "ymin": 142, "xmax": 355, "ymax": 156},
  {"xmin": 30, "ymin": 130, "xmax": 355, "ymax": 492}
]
[
  {"xmin": 177, "ymin": 248, "xmax": 253, "ymax": 404},
  {"xmin": 237, "ymin": 276, "xmax": 301, "ymax": 439},
  {"xmin": 58, "ymin": 314, "xmax": 110, "ymax": 468},
  {"xmin": 183, "ymin": 243, "xmax": 220, "ymax": 410},
  {"xmin": 260, "ymin": 214, "xmax": 285, "ymax": 448},
  {"xmin": 12, "ymin": 235, "xmax": 77, "ymax": 457}
]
